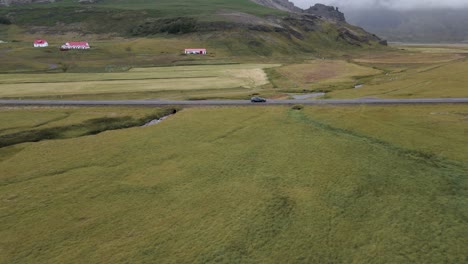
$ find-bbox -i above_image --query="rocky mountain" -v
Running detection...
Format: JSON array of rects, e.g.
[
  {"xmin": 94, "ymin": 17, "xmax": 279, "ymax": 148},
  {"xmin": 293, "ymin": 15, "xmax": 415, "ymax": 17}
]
[
  {"xmin": 250, "ymin": 0, "xmax": 301, "ymax": 13},
  {"xmin": 305, "ymin": 4, "xmax": 346, "ymax": 22},
  {"xmin": 252, "ymin": 0, "xmax": 346, "ymax": 22}
]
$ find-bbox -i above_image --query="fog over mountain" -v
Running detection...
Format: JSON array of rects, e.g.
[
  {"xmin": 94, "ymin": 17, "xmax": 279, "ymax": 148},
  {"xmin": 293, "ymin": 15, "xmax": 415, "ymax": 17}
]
[
  {"xmin": 290, "ymin": 1, "xmax": 468, "ymax": 43},
  {"xmin": 291, "ymin": 0, "xmax": 468, "ymax": 10}
]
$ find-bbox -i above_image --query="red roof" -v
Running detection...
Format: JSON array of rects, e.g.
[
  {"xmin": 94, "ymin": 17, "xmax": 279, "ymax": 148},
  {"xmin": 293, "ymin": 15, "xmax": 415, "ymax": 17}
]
[{"xmin": 34, "ymin": 39, "xmax": 47, "ymax": 44}]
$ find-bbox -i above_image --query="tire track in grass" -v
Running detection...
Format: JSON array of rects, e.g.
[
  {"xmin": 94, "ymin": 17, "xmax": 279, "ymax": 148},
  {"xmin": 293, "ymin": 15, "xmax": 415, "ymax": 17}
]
[
  {"xmin": 288, "ymin": 109, "xmax": 463, "ymax": 168},
  {"xmin": 289, "ymin": 108, "xmax": 467, "ymax": 262},
  {"xmin": 288, "ymin": 109, "xmax": 468, "ymax": 196}
]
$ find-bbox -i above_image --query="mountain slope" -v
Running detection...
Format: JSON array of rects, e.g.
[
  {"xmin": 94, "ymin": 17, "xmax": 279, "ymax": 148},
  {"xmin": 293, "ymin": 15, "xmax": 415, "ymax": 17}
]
[{"xmin": 0, "ymin": 0, "xmax": 387, "ymax": 57}]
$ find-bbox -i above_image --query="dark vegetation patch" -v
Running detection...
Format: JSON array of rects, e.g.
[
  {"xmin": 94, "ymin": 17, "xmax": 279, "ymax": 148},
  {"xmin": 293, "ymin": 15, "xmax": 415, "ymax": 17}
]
[
  {"xmin": 130, "ymin": 17, "xmax": 197, "ymax": 36},
  {"xmin": 247, "ymin": 40, "xmax": 273, "ymax": 56},
  {"xmin": 291, "ymin": 104, "xmax": 304, "ymax": 110},
  {"xmin": 0, "ymin": 17, "xmax": 12, "ymax": 25},
  {"xmin": 0, "ymin": 108, "xmax": 178, "ymax": 148}
]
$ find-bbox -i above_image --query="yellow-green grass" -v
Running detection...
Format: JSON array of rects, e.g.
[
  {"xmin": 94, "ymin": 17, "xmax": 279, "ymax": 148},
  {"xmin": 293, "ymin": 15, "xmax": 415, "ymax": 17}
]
[
  {"xmin": 0, "ymin": 105, "xmax": 467, "ymax": 263},
  {"xmin": 306, "ymin": 105, "xmax": 468, "ymax": 162},
  {"xmin": 0, "ymin": 107, "xmax": 163, "ymax": 136},
  {"xmin": 0, "ymin": 107, "xmax": 176, "ymax": 148},
  {"xmin": 0, "ymin": 64, "xmax": 278, "ymax": 99},
  {"xmin": 352, "ymin": 51, "xmax": 463, "ymax": 64},
  {"xmin": 328, "ymin": 58, "xmax": 468, "ymax": 99},
  {"xmin": 268, "ymin": 60, "xmax": 381, "ymax": 91},
  {"xmin": 394, "ymin": 43, "xmax": 468, "ymax": 54}
]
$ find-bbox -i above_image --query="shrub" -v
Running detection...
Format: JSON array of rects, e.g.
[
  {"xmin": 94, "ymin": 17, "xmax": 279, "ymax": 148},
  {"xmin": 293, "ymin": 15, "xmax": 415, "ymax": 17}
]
[
  {"xmin": 291, "ymin": 104, "xmax": 304, "ymax": 110},
  {"xmin": 0, "ymin": 17, "xmax": 11, "ymax": 25}
]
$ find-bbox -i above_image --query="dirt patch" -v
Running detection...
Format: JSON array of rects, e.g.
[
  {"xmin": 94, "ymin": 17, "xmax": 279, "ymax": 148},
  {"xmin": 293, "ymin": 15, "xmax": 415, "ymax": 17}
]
[{"xmin": 304, "ymin": 66, "xmax": 338, "ymax": 82}]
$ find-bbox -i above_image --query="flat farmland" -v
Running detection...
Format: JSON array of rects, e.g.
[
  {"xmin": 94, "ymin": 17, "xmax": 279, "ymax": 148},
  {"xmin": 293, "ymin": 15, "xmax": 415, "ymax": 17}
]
[
  {"xmin": 329, "ymin": 58, "xmax": 468, "ymax": 99},
  {"xmin": 352, "ymin": 52, "xmax": 464, "ymax": 64},
  {"xmin": 0, "ymin": 105, "xmax": 467, "ymax": 263},
  {"xmin": 0, "ymin": 64, "xmax": 278, "ymax": 99},
  {"xmin": 268, "ymin": 60, "xmax": 381, "ymax": 91}
]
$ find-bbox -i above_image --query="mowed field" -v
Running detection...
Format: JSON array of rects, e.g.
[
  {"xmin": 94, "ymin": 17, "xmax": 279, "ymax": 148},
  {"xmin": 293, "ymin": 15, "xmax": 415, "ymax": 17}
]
[
  {"xmin": 0, "ymin": 64, "xmax": 277, "ymax": 99},
  {"xmin": 0, "ymin": 105, "xmax": 467, "ymax": 263}
]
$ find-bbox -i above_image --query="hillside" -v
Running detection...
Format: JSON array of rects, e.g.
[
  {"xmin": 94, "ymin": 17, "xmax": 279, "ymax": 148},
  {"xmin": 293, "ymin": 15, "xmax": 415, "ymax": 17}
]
[
  {"xmin": 345, "ymin": 7, "xmax": 468, "ymax": 43},
  {"xmin": 0, "ymin": 0, "xmax": 387, "ymax": 57}
]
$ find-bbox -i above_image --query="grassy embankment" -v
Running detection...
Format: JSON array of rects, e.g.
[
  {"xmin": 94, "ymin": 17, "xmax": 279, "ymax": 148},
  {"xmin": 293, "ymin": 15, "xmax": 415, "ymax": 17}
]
[{"xmin": 0, "ymin": 105, "xmax": 467, "ymax": 263}]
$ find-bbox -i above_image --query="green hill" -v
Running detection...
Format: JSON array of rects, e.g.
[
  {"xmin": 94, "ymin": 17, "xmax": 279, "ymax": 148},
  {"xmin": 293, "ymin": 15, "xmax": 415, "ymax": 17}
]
[{"xmin": 0, "ymin": 0, "xmax": 387, "ymax": 58}]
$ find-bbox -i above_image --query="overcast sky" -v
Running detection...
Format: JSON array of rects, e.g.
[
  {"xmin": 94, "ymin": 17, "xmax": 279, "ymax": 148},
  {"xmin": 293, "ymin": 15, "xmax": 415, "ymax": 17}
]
[{"xmin": 291, "ymin": 0, "xmax": 468, "ymax": 10}]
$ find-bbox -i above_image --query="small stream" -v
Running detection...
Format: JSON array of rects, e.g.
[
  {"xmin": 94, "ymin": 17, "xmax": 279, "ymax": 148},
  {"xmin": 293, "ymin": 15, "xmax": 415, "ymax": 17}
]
[{"xmin": 142, "ymin": 114, "xmax": 173, "ymax": 127}]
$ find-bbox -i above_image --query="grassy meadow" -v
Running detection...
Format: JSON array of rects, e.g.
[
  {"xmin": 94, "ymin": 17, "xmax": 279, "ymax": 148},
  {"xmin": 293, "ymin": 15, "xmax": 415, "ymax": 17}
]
[{"xmin": 0, "ymin": 105, "xmax": 467, "ymax": 263}]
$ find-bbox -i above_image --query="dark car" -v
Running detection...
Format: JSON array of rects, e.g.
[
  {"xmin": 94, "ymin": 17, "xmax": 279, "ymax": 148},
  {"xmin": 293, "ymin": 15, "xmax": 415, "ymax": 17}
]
[{"xmin": 250, "ymin": 96, "xmax": 267, "ymax": 103}]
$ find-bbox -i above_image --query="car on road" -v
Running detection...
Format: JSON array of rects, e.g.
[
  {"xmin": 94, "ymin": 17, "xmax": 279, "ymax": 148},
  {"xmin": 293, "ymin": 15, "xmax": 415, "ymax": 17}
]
[{"xmin": 251, "ymin": 96, "xmax": 267, "ymax": 103}]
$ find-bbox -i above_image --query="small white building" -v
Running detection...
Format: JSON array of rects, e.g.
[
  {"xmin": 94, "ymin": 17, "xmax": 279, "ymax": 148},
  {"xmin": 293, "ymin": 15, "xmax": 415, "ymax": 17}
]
[
  {"xmin": 33, "ymin": 39, "xmax": 48, "ymax": 48},
  {"xmin": 185, "ymin": 48, "xmax": 206, "ymax": 55},
  {"xmin": 61, "ymin": 42, "xmax": 90, "ymax": 50}
]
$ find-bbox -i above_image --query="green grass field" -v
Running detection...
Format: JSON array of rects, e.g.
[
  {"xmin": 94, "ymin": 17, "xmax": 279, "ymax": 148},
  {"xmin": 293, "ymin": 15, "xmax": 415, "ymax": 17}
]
[{"xmin": 0, "ymin": 105, "xmax": 467, "ymax": 263}]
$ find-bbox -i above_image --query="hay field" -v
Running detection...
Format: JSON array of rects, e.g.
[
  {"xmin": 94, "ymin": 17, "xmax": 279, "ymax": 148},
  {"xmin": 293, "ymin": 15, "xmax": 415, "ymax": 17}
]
[
  {"xmin": 0, "ymin": 64, "xmax": 277, "ymax": 99},
  {"xmin": 0, "ymin": 105, "xmax": 467, "ymax": 263}
]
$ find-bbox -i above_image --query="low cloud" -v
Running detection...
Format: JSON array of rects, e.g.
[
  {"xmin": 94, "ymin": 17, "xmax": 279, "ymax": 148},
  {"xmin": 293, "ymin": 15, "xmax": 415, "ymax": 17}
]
[{"xmin": 291, "ymin": 0, "xmax": 468, "ymax": 10}]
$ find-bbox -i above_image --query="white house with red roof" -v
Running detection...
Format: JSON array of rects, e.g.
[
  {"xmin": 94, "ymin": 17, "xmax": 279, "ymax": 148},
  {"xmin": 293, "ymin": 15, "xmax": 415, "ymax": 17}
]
[
  {"xmin": 61, "ymin": 42, "xmax": 90, "ymax": 50},
  {"xmin": 33, "ymin": 39, "xmax": 48, "ymax": 48},
  {"xmin": 184, "ymin": 48, "xmax": 206, "ymax": 55}
]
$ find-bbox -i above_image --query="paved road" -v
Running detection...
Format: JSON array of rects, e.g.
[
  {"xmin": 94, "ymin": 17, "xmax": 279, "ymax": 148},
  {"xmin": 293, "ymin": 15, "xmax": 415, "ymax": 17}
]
[{"xmin": 1, "ymin": 98, "xmax": 468, "ymax": 106}]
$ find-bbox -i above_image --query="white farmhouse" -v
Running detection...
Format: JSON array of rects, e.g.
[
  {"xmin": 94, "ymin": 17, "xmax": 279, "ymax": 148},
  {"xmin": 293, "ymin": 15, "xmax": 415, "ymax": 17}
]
[{"xmin": 33, "ymin": 39, "xmax": 48, "ymax": 48}]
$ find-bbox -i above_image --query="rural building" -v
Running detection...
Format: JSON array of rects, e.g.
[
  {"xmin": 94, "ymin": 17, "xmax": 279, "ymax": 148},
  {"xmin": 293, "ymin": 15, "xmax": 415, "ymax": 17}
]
[
  {"xmin": 185, "ymin": 48, "xmax": 206, "ymax": 55},
  {"xmin": 33, "ymin": 39, "xmax": 48, "ymax": 48},
  {"xmin": 61, "ymin": 42, "xmax": 90, "ymax": 50}
]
